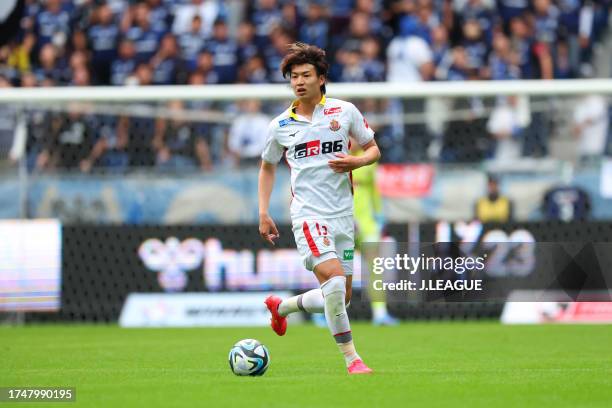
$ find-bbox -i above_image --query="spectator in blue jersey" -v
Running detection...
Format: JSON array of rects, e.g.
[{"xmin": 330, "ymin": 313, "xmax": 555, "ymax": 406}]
[
  {"xmin": 150, "ymin": 33, "xmax": 180, "ymax": 85},
  {"xmin": 33, "ymin": 43, "xmax": 67, "ymax": 84},
  {"xmin": 431, "ymin": 25, "xmax": 450, "ymax": 70},
  {"xmin": 69, "ymin": 0, "xmax": 92, "ymax": 33},
  {"xmin": 337, "ymin": 47, "xmax": 368, "ymax": 82},
  {"xmin": 147, "ymin": 0, "xmax": 172, "ymax": 34},
  {"xmin": 67, "ymin": 50, "xmax": 89, "ymax": 83},
  {"xmin": 236, "ymin": 22, "xmax": 260, "ymax": 67},
  {"xmin": 87, "ymin": 4, "xmax": 119, "ymax": 85},
  {"xmin": 355, "ymin": 0, "xmax": 392, "ymax": 43},
  {"xmin": 556, "ymin": 0, "xmax": 582, "ymax": 74},
  {"xmin": 446, "ymin": 46, "xmax": 473, "ymax": 81},
  {"xmin": 456, "ymin": 0, "xmax": 494, "ymax": 43},
  {"xmin": 34, "ymin": 0, "xmax": 71, "ymax": 50},
  {"xmin": 328, "ymin": 0, "xmax": 354, "ymax": 33},
  {"xmin": 21, "ymin": 0, "xmax": 42, "ymax": 35},
  {"xmin": 509, "ymin": 16, "xmax": 536, "ymax": 78},
  {"xmin": 154, "ymin": 100, "xmax": 213, "ymax": 171},
  {"xmin": 497, "ymin": 0, "xmax": 529, "ymax": 26},
  {"xmin": 360, "ymin": 37, "xmax": 386, "ymax": 82},
  {"xmin": 299, "ymin": 2, "xmax": 330, "ymax": 51},
  {"xmin": 399, "ymin": 3, "xmax": 439, "ymax": 45},
  {"xmin": 239, "ymin": 54, "xmax": 268, "ymax": 84},
  {"xmin": 178, "ymin": 15, "xmax": 205, "ymax": 71},
  {"xmin": 249, "ymin": 0, "xmax": 283, "ymax": 49},
  {"xmin": 532, "ymin": 0, "xmax": 560, "ymax": 79},
  {"xmin": 554, "ymin": 39, "xmax": 574, "ymax": 79},
  {"xmin": 279, "ymin": 1, "xmax": 300, "ymax": 31},
  {"xmin": 460, "ymin": 19, "xmax": 488, "ymax": 74},
  {"xmin": 204, "ymin": 19, "xmax": 239, "ymax": 84},
  {"xmin": 330, "ymin": 11, "xmax": 371, "ymax": 78},
  {"xmin": 70, "ymin": 29, "xmax": 88, "ymax": 56},
  {"xmin": 533, "ymin": 0, "xmax": 559, "ymax": 46},
  {"xmin": 194, "ymin": 50, "xmax": 219, "ymax": 84},
  {"xmin": 124, "ymin": 2, "xmax": 163, "ymax": 64},
  {"xmin": 118, "ymin": 64, "xmax": 157, "ymax": 167},
  {"xmin": 70, "ymin": 65, "xmax": 91, "ymax": 87},
  {"xmin": 485, "ymin": 32, "xmax": 520, "ymax": 80},
  {"xmin": 263, "ymin": 26, "xmax": 293, "ymax": 83},
  {"xmin": 110, "ymin": 38, "xmax": 136, "ymax": 86}
]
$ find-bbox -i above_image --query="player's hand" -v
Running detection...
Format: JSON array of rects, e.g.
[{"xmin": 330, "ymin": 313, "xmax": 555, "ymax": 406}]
[
  {"xmin": 328, "ymin": 153, "xmax": 363, "ymax": 173},
  {"xmin": 259, "ymin": 214, "xmax": 280, "ymax": 246}
]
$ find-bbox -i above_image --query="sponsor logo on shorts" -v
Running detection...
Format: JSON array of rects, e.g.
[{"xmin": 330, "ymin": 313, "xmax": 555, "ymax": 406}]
[{"xmin": 343, "ymin": 249, "xmax": 354, "ymax": 260}]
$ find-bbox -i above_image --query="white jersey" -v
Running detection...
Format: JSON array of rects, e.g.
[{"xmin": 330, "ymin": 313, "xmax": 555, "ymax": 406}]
[{"xmin": 261, "ymin": 96, "xmax": 375, "ymax": 221}]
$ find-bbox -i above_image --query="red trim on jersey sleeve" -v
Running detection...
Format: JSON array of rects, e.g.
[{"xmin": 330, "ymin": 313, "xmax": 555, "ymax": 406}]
[{"xmin": 303, "ymin": 221, "xmax": 321, "ymax": 257}]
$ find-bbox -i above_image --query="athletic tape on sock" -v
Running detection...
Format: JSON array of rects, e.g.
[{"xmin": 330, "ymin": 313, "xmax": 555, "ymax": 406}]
[
  {"xmin": 334, "ymin": 330, "xmax": 353, "ymax": 343},
  {"xmin": 297, "ymin": 294, "xmax": 305, "ymax": 312}
]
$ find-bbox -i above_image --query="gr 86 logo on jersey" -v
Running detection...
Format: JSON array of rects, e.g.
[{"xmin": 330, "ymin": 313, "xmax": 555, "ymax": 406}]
[{"xmin": 295, "ymin": 140, "xmax": 343, "ymax": 159}]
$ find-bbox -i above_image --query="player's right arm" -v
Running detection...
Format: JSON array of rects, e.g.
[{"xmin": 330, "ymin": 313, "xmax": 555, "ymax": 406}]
[
  {"xmin": 258, "ymin": 121, "xmax": 284, "ymax": 246},
  {"xmin": 258, "ymin": 161, "xmax": 280, "ymax": 245}
]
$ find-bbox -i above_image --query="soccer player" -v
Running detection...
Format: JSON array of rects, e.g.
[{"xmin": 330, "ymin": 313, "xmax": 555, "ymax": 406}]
[{"xmin": 259, "ymin": 42, "xmax": 380, "ymax": 375}]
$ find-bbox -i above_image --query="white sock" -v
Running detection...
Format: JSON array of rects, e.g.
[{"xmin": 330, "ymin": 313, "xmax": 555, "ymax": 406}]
[
  {"xmin": 321, "ymin": 276, "xmax": 360, "ymax": 366},
  {"xmin": 278, "ymin": 289, "xmax": 324, "ymax": 316},
  {"xmin": 372, "ymin": 301, "xmax": 389, "ymax": 320}
]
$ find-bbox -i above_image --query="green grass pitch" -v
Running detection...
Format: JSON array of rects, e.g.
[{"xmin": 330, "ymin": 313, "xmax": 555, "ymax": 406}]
[{"xmin": 2, "ymin": 322, "xmax": 612, "ymax": 407}]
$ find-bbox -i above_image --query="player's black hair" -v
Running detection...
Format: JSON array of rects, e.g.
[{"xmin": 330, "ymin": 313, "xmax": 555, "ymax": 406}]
[{"xmin": 280, "ymin": 42, "xmax": 329, "ymax": 94}]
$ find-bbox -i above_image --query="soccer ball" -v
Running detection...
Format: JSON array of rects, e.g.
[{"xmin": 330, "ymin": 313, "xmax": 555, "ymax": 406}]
[{"xmin": 228, "ymin": 339, "xmax": 270, "ymax": 376}]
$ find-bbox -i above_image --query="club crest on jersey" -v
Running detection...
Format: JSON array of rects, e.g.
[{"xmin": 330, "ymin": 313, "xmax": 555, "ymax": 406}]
[
  {"xmin": 323, "ymin": 237, "xmax": 330, "ymax": 246},
  {"xmin": 324, "ymin": 107, "xmax": 342, "ymax": 115},
  {"xmin": 329, "ymin": 119, "xmax": 341, "ymax": 131}
]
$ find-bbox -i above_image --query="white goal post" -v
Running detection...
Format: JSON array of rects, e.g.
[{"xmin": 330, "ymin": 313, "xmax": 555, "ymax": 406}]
[{"xmin": 0, "ymin": 79, "xmax": 611, "ymax": 103}]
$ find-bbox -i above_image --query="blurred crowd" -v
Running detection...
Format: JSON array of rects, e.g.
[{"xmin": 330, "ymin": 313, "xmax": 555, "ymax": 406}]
[{"xmin": 0, "ymin": 0, "xmax": 610, "ymax": 172}]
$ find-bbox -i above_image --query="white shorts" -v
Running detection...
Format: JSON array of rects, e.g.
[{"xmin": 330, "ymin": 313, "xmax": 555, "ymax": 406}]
[{"xmin": 292, "ymin": 216, "xmax": 355, "ymax": 275}]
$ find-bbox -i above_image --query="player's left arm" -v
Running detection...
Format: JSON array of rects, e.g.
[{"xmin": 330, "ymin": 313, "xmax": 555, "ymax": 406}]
[
  {"xmin": 328, "ymin": 103, "xmax": 380, "ymax": 173},
  {"xmin": 328, "ymin": 139, "xmax": 380, "ymax": 173}
]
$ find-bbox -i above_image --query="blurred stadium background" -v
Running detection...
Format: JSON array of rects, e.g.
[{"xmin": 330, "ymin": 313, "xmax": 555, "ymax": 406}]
[{"xmin": 1, "ymin": 0, "xmax": 612, "ymax": 405}]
